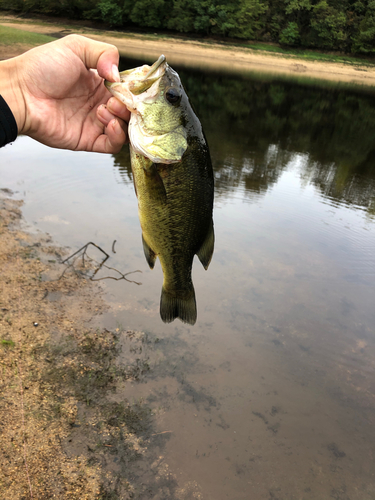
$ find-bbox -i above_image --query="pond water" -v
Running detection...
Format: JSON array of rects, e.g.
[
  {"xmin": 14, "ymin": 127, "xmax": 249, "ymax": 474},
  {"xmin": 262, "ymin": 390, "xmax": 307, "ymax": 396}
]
[{"xmin": 2, "ymin": 61, "xmax": 375, "ymax": 499}]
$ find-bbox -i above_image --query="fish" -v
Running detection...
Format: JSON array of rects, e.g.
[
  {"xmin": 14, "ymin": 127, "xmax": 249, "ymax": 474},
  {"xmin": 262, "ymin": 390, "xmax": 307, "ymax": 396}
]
[{"xmin": 105, "ymin": 55, "xmax": 214, "ymax": 325}]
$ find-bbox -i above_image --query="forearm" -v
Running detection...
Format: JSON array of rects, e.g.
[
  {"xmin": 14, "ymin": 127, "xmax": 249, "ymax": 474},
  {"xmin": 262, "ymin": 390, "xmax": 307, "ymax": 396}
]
[{"xmin": 0, "ymin": 56, "xmax": 27, "ymax": 139}]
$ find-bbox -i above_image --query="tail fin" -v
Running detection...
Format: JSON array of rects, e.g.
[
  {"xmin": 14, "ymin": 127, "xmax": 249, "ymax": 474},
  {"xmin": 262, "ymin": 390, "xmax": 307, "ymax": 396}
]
[{"xmin": 160, "ymin": 285, "xmax": 197, "ymax": 325}]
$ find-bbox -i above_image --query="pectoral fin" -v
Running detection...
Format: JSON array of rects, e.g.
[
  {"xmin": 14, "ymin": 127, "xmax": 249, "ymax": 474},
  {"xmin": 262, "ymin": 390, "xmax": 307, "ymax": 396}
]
[
  {"xmin": 130, "ymin": 148, "xmax": 167, "ymax": 203},
  {"xmin": 143, "ymin": 164, "xmax": 167, "ymax": 203},
  {"xmin": 142, "ymin": 234, "xmax": 157, "ymax": 269},
  {"xmin": 197, "ymin": 220, "xmax": 215, "ymax": 270}
]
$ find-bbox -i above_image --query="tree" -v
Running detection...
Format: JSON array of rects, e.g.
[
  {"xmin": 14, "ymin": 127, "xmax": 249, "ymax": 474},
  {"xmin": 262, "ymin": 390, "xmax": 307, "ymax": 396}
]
[
  {"xmin": 228, "ymin": 0, "xmax": 268, "ymax": 39},
  {"xmin": 279, "ymin": 21, "xmax": 300, "ymax": 45},
  {"xmin": 351, "ymin": 1, "xmax": 375, "ymax": 53},
  {"xmin": 97, "ymin": 0, "xmax": 123, "ymax": 26},
  {"xmin": 130, "ymin": 0, "xmax": 171, "ymax": 28},
  {"xmin": 310, "ymin": 0, "xmax": 347, "ymax": 49}
]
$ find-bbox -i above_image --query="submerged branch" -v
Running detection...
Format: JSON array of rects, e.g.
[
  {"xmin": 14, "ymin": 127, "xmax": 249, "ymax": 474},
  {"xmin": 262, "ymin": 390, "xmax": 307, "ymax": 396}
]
[
  {"xmin": 60, "ymin": 242, "xmax": 142, "ymax": 285},
  {"xmin": 62, "ymin": 241, "xmax": 109, "ymax": 264}
]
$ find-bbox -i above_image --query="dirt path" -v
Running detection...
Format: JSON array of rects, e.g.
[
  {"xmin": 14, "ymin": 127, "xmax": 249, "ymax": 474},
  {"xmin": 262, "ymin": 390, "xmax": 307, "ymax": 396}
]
[{"xmin": 1, "ymin": 14, "xmax": 375, "ymax": 87}]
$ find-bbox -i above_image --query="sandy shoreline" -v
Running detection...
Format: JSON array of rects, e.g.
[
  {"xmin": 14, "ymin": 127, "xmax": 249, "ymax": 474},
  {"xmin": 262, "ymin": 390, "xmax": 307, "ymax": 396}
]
[
  {"xmin": 0, "ymin": 191, "xmax": 160, "ymax": 498},
  {"xmin": 1, "ymin": 14, "xmax": 375, "ymax": 87}
]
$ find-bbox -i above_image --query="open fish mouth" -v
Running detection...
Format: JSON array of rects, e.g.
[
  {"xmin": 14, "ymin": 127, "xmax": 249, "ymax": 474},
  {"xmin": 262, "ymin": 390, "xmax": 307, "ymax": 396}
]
[
  {"xmin": 104, "ymin": 54, "xmax": 187, "ymax": 163},
  {"xmin": 143, "ymin": 54, "xmax": 166, "ymax": 79},
  {"xmin": 104, "ymin": 55, "xmax": 167, "ymax": 103}
]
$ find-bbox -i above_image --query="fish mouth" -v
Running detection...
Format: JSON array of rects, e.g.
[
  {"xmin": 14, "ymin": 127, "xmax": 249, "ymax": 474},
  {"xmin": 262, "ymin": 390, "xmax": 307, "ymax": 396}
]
[
  {"xmin": 143, "ymin": 54, "xmax": 166, "ymax": 79},
  {"xmin": 105, "ymin": 55, "xmax": 167, "ymax": 94},
  {"xmin": 104, "ymin": 55, "xmax": 168, "ymax": 114}
]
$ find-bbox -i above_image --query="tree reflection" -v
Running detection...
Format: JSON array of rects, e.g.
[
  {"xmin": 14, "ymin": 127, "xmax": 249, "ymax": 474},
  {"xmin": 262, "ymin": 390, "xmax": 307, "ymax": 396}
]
[
  {"xmin": 112, "ymin": 65, "xmax": 375, "ymax": 215},
  {"xmin": 113, "ymin": 147, "xmax": 132, "ymax": 184}
]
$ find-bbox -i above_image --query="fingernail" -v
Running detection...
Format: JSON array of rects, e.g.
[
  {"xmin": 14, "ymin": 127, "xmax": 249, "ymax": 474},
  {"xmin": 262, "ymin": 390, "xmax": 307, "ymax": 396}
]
[{"xmin": 112, "ymin": 64, "xmax": 120, "ymax": 82}]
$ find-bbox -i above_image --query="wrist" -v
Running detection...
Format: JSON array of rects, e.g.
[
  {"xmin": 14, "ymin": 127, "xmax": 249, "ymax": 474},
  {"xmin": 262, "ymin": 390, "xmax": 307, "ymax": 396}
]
[{"xmin": 0, "ymin": 56, "xmax": 27, "ymax": 135}]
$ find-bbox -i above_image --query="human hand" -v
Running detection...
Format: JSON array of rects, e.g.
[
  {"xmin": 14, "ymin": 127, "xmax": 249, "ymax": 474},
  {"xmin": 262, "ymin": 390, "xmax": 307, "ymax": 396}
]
[{"xmin": 0, "ymin": 34, "xmax": 130, "ymax": 153}]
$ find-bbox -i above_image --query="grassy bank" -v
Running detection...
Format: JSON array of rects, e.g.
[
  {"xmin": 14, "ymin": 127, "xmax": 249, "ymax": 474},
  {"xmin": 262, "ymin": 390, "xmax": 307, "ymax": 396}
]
[
  {"xmin": 227, "ymin": 40, "xmax": 375, "ymax": 66},
  {"xmin": 0, "ymin": 23, "xmax": 55, "ymax": 46},
  {"xmin": 0, "ymin": 12, "xmax": 374, "ymax": 68},
  {"xmin": 1, "ymin": 14, "xmax": 375, "ymax": 88}
]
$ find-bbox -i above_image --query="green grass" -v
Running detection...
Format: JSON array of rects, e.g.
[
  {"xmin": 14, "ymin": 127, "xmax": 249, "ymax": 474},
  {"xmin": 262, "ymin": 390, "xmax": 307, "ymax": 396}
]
[
  {"xmin": 0, "ymin": 25, "xmax": 55, "ymax": 46},
  {"xmin": 1, "ymin": 339, "xmax": 15, "ymax": 348},
  {"xmin": 213, "ymin": 39, "xmax": 375, "ymax": 66}
]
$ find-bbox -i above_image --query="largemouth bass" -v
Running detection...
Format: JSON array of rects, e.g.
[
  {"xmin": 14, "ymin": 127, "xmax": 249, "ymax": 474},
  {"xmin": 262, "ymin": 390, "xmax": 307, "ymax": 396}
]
[{"xmin": 105, "ymin": 55, "xmax": 214, "ymax": 325}]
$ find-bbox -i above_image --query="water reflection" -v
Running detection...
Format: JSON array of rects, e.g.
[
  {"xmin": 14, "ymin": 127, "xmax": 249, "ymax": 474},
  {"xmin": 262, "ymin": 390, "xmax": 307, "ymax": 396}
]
[{"xmin": 115, "ymin": 62, "xmax": 375, "ymax": 215}]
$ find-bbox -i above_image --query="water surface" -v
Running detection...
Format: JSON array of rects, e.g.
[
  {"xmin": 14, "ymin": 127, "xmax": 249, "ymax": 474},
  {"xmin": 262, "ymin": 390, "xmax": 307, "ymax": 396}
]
[{"xmin": 1, "ymin": 65, "xmax": 375, "ymax": 499}]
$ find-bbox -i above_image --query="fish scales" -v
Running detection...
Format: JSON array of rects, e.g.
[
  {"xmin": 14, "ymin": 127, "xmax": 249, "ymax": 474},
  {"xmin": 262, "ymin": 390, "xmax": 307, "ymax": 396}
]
[{"xmin": 105, "ymin": 55, "xmax": 214, "ymax": 324}]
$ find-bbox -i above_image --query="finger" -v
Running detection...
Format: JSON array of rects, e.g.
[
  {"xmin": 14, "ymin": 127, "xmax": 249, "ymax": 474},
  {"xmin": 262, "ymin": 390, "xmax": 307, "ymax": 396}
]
[
  {"xmin": 107, "ymin": 97, "xmax": 131, "ymax": 122},
  {"xmin": 97, "ymin": 104, "xmax": 116, "ymax": 127},
  {"xmin": 64, "ymin": 34, "xmax": 120, "ymax": 82},
  {"xmin": 93, "ymin": 118, "xmax": 128, "ymax": 154}
]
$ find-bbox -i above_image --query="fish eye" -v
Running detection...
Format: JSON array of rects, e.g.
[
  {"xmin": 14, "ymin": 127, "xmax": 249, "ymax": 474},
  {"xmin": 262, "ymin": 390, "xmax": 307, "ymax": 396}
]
[{"xmin": 165, "ymin": 87, "xmax": 181, "ymax": 105}]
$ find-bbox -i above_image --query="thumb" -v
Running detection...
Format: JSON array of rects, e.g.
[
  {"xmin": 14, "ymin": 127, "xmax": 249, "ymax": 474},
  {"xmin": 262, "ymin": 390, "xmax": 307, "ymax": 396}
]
[{"xmin": 63, "ymin": 34, "xmax": 121, "ymax": 82}]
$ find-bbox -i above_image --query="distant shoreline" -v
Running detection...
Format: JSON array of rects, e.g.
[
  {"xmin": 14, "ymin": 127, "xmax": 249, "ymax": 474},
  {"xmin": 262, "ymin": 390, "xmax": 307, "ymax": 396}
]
[{"xmin": 1, "ymin": 14, "xmax": 375, "ymax": 88}]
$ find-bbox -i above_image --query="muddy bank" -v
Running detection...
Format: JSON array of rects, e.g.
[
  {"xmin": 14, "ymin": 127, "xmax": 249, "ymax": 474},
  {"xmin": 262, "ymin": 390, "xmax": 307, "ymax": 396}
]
[
  {"xmin": 0, "ymin": 191, "xmax": 186, "ymax": 499},
  {"xmin": 1, "ymin": 13, "xmax": 375, "ymax": 87}
]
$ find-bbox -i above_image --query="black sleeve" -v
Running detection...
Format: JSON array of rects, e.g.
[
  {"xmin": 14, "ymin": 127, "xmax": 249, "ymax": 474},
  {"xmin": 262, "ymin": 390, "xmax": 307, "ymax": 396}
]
[{"xmin": 0, "ymin": 95, "xmax": 18, "ymax": 148}]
